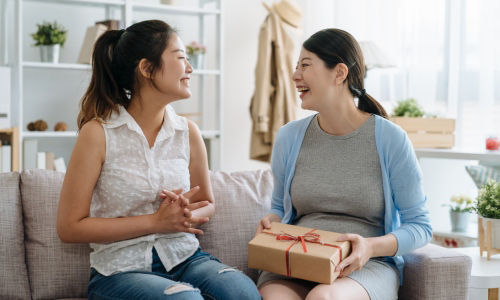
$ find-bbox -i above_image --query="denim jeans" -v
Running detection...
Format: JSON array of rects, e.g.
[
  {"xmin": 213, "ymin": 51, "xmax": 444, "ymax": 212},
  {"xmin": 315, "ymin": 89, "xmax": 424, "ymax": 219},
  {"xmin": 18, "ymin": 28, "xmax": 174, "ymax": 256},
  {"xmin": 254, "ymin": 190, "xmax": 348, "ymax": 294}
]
[{"xmin": 88, "ymin": 247, "xmax": 261, "ymax": 300}]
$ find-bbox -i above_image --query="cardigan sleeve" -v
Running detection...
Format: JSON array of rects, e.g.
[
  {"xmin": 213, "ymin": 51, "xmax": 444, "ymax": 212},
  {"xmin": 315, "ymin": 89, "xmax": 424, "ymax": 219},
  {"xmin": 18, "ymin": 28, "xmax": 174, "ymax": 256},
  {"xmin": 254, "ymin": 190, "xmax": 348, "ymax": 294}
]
[
  {"xmin": 269, "ymin": 128, "xmax": 287, "ymax": 218},
  {"xmin": 387, "ymin": 129, "xmax": 433, "ymax": 256}
]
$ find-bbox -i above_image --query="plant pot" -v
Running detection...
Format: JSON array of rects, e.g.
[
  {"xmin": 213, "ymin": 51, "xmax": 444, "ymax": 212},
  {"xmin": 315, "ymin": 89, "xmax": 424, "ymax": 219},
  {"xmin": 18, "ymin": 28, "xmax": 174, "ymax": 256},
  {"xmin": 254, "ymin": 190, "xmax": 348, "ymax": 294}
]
[
  {"xmin": 480, "ymin": 216, "xmax": 500, "ymax": 249},
  {"xmin": 190, "ymin": 53, "xmax": 204, "ymax": 69},
  {"xmin": 450, "ymin": 211, "xmax": 470, "ymax": 232},
  {"xmin": 39, "ymin": 44, "xmax": 60, "ymax": 63}
]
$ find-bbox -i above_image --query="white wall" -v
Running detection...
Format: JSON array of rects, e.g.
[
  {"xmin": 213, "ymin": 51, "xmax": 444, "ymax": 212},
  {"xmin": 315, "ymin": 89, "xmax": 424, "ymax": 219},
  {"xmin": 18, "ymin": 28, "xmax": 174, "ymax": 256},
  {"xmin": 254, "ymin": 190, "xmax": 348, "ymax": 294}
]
[{"xmin": 221, "ymin": 0, "xmax": 269, "ymax": 172}]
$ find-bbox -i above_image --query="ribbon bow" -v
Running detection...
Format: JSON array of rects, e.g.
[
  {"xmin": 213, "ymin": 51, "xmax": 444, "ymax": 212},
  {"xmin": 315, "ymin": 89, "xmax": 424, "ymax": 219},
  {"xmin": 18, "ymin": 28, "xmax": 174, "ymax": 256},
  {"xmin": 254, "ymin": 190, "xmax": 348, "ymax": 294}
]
[{"xmin": 263, "ymin": 229, "xmax": 343, "ymax": 277}]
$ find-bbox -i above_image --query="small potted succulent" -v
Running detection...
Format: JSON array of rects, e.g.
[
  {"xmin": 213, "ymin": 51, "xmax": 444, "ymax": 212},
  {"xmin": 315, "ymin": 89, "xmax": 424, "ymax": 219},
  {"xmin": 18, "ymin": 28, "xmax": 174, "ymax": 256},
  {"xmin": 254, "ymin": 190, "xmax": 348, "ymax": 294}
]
[
  {"xmin": 443, "ymin": 194, "xmax": 474, "ymax": 232},
  {"xmin": 186, "ymin": 41, "xmax": 206, "ymax": 69},
  {"xmin": 476, "ymin": 180, "xmax": 500, "ymax": 248},
  {"xmin": 31, "ymin": 21, "xmax": 67, "ymax": 63}
]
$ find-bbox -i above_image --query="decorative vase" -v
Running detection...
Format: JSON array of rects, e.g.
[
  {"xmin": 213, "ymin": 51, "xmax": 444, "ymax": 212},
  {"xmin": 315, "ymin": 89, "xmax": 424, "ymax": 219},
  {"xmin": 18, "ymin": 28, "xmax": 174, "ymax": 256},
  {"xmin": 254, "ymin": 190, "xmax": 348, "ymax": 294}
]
[
  {"xmin": 450, "ymin": 211, "xmax": 470, "ymax": 232},
  {"xmin": 39, "ymin": 44, "xmax": 60, "ymax": 63},
  {"xmin": 190, "ymin": 53, "xmax": 204, "ymax": 69},
  {"xmin": 479, "ymin": 216, "xmax": 500, "ymax": 249}
]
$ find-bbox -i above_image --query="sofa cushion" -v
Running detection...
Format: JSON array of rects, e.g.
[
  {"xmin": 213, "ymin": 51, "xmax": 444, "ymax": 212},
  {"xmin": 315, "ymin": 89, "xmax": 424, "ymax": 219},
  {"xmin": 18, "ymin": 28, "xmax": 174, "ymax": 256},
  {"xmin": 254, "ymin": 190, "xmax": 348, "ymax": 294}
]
[
  {"xmin": 198, "ymin": 169, "xmax": 273, "ymax": 282},
  {"xmin": 399, "ymin": 243, "xmax": 472, "ymax": 300},
  {"xmin": 0, "ymin": 172, "xmax": 31, "ymax": 300},
  {"xmin": 21, "ymin": 169, "xmax": 91, "ymax": 300}
]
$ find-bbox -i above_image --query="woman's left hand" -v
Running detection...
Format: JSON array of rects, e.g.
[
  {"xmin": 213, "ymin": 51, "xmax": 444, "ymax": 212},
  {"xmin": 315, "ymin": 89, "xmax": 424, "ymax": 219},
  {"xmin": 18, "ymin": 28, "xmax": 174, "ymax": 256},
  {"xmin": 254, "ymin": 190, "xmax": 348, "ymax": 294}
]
[{"xmin": 335, "ymin": 233, "xmax": 373, "ymax": 277}]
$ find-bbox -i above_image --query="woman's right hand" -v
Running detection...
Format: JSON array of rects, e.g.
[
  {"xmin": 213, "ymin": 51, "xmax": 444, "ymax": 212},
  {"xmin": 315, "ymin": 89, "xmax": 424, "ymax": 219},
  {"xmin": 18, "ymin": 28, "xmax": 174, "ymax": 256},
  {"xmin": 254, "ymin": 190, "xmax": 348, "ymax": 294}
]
[
  {"xmin": 255, "ymin": 213, "xmax": 282, "ymax": 236},
  {"xmin": 153, "ymin": 187, "xmax": 209, "ymax": 235}
]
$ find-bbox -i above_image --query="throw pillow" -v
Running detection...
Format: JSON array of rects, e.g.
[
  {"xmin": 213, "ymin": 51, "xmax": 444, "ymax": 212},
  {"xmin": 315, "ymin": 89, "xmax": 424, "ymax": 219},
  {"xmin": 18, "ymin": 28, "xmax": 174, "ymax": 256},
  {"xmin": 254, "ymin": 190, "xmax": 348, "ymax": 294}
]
[
  {"xmin": 0, "ymin": 172, "xmax": 31, "ymax": 300},
  {"xmin": 21, "ymin": 169, "xmax": 91, "ymax": 300},
  {"xmin": 465, "ymin": 165, "xmax": 500, "ymax": 188},
  {"xmin": 198, "ymin": 169, "xmax": 273, "ymax": 282}
]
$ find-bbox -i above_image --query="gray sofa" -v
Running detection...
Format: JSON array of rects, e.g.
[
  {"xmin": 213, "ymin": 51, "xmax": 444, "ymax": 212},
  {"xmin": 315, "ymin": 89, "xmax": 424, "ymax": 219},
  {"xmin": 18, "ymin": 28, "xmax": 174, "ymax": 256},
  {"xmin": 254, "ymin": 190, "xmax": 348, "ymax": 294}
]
[{"xmin": 1, "ymin": 169, "xmax": 471, "ymax": 299}]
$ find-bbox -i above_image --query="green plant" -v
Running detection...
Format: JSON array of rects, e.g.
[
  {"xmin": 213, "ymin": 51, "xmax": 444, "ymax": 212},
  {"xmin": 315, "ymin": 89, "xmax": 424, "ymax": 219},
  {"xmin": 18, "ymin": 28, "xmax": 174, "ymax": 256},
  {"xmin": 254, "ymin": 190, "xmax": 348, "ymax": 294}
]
[
  {"xmin": 392, "ymin": 98, "xmax": 425, "ymax": 117},
  {"xmin": 443, "ymin": 194, "xmax": 474, "ymax": 213},
  {"xmin": 31, "ymin": 21, "xmax": 67, "ymax": 46},
  {"xmin": 475, "ymin": 180, "xmax": 500, "ymax": 219},
  {"xmin": 186, "ymin": 41, "xmax": 206, "ymax": 56}
]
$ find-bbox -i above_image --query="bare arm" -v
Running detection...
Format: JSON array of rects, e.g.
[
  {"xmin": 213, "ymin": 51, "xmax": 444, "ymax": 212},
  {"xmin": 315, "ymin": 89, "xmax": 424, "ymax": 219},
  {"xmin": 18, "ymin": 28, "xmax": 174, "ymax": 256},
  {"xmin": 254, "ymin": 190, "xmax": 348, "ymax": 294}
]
[
  {"xmin": 185, "ymin": 119, "xmax": 215, "ymax": 222},
  {"xmin": 367, "ymin": 234, "xmax": 398, "ymax": 257},
  {"xmin": 57, "ymin": 120, "xmax": 193, "ymax": 243}
]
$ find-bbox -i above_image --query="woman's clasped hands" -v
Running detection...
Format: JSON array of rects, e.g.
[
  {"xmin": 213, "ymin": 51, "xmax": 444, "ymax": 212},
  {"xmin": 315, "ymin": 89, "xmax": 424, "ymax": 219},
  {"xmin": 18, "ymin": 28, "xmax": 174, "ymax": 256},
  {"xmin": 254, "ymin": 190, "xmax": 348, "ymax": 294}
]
[{"xmin": 154, "ymin": 186, "xmax": 210, "ymax": 235}]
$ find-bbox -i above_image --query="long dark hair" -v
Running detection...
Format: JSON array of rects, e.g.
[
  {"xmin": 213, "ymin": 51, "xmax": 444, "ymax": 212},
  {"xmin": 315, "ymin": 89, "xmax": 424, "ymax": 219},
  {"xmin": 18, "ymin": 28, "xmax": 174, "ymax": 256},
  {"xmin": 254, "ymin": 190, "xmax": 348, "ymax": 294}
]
[
  {"xmin": 303, "ymin": 29, "xmax": 388, "ymax": 118},
  {"xmin": 77, "ymin": 20, "xmax": 176, "ymax": 130}
]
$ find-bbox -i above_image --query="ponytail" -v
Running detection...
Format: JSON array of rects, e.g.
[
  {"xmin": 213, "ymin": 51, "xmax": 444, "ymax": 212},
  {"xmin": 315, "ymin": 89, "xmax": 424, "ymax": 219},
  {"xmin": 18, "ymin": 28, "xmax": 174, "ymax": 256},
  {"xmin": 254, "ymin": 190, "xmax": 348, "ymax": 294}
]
[
  {"xmin": 77, "ymin": 20, "xmax": 176, "ymax": 130},
  {"xmin": 349, "ymin": 85, "xmax": 388, "ymax": 119}
]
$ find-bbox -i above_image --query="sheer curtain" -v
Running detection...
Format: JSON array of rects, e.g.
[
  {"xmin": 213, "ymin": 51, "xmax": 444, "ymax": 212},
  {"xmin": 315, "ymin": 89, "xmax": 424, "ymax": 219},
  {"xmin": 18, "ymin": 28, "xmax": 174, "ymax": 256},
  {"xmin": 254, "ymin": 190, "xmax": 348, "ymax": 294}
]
[{"xmin": 299, "ymin": 0, "xmax": 500, "ymax": 149}]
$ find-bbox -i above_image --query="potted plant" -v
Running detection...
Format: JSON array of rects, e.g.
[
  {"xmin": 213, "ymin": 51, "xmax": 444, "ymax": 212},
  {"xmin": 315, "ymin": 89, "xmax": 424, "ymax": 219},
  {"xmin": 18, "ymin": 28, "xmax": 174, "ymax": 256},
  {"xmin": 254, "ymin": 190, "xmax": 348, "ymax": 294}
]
[
  {"xmin": 443, "ymin": 194, "xmax": 474, "ymax": 232},
  {"xmin": 476, "ymin": 180, "xmax": 500, "ymax": 250},
  {"xmin": 390, "ymin": 98, "xmax": 455, "ymax": 148},
  {"xmin": 31, "ymin": 21, "xmax": 67, "ymax": 63},
  {"xmin": 186, "ymin": 41, "xmax": 206, "ymax": 69}
]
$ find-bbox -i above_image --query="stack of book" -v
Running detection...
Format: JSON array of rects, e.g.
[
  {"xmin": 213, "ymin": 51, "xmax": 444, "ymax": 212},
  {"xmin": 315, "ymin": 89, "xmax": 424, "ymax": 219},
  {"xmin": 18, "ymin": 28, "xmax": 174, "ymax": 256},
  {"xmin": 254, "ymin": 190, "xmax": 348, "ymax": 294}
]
[
  {"xmin": 23, "ymin": 139, "xmax": 66, "ymax": 172},
  {"xmin": 0, "ymin": 140, "xmax": 12, "ymax": 172}
]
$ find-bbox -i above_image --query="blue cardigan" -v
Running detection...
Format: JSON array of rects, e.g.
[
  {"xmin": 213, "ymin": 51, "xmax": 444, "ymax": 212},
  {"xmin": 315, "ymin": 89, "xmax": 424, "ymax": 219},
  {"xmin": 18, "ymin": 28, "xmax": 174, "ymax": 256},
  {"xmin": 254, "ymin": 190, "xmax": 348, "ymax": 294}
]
[{"xmin": 269, "ymin": 114, "xmax": 432, "ymax": 280}]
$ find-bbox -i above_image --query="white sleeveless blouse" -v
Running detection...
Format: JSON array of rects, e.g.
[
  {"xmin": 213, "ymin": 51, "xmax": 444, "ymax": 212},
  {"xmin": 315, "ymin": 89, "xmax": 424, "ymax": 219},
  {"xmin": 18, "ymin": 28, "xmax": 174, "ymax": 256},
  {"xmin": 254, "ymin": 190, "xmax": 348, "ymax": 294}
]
[{"xmin": 89, "ymin": 105, "xmax": 199, "ymax": 276}]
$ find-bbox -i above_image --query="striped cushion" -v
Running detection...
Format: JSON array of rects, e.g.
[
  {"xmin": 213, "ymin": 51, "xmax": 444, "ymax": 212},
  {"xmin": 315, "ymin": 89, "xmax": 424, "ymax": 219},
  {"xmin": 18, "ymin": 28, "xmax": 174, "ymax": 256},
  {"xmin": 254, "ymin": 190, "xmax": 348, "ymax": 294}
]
[{"xmin": 465, "ymin": 165, "xmax": 500, "ymax": 188}]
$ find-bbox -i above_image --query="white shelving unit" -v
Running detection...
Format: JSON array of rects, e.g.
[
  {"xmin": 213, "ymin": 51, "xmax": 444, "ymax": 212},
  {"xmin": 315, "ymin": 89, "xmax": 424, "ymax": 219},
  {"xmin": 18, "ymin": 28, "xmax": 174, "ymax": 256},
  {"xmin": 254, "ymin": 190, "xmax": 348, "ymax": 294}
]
[
  {"xmin": 416, "ymin": 148, "xmax": 500, "ymax": 166},
  {"xmin": 11, "ymin": 0, "xmax": 223, "ymax": 169}
]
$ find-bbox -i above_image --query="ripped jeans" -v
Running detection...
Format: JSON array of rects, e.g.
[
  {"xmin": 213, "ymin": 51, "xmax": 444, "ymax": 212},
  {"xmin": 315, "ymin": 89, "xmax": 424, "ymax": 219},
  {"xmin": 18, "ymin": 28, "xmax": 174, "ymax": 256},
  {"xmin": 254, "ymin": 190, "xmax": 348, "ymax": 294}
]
[{"xmin": 88, "ymin": 247, "xmax": 261, "ymax": 300}]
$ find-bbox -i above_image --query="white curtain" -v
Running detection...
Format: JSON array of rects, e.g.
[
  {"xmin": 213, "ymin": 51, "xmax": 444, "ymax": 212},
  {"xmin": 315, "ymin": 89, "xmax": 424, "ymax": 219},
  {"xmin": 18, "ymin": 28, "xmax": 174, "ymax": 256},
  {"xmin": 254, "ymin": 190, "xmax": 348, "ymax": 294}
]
[{"xmin": 299, "ymin": 0, "xmax": 500, "ymax": 149}]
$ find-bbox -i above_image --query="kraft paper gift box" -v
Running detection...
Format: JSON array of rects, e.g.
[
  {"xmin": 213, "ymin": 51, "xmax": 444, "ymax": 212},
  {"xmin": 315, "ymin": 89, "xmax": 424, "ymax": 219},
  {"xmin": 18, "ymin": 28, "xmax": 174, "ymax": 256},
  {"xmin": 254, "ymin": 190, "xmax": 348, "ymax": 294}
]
[{"xmin": 248, "ymin": 222, "xmax": 351, "ymax": 284}]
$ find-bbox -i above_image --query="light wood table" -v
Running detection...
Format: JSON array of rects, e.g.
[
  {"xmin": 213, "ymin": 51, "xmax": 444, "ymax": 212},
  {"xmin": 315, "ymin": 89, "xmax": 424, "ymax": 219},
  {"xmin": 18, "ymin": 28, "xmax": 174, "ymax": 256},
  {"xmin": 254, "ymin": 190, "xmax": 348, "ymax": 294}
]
[{"xmin": 456, "ymin": 247, "xmax": 500, "ymax": 300}]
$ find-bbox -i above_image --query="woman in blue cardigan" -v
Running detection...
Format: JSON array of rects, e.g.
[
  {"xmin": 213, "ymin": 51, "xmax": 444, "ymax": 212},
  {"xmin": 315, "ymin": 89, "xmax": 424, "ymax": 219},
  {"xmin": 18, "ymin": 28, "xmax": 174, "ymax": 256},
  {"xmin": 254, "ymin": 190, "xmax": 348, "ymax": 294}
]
[{"xmin": 255, "ymin": 29, "xmax": 432, "ymax": 300}]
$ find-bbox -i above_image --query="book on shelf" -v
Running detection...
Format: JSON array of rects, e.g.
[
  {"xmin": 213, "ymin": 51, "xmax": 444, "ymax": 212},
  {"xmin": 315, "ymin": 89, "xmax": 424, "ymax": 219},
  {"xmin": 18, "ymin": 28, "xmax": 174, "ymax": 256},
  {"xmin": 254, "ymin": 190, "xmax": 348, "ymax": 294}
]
[
  {"xmin": 78, "ymin": 24, "xmax": 108, "ymax": 64},
  {"xmin": 95, "ymin": 19, "xmax": 121, "ymax": 30},
  {"xmin": 24, "ymin": 139, "xmax": 38, "ymax": 170},
  {"xmin": 37, "ymin": 152, "xmax": 46, "ymax": 169},
  {"xmin": 1, "ymin": 141, "xmax": 12, "ymax": 172},
  {"xmin": 54, "ymin": 157, "xmax": 66, "ymax": 173},
  {"xmin": 45, "ymin": 152, "xmax": 55, "ymax": 171}
]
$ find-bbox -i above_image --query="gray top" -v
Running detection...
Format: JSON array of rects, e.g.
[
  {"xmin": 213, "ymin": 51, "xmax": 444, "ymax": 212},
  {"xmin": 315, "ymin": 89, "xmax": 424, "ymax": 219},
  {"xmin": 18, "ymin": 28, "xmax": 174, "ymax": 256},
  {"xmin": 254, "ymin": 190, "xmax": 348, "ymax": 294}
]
[{"xmin": 291, "ymin": 114, "xmax": 385, "ymax": 238}]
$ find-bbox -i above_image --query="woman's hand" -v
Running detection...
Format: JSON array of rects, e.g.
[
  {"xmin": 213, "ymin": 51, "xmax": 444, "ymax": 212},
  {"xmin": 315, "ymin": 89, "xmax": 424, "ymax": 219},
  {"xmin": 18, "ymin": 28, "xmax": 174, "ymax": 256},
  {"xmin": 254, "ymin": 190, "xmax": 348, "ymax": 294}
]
[
  {"xmin": 154, "ymin": 186, "xmax": 209, "ymax": 235},
  {"xmin": 335, "ymin": 233, "xmax": 373, "ymax": 277},
  {"xmin": 255, "ymin": 213, "xmax": 282, "ymax": 236}
]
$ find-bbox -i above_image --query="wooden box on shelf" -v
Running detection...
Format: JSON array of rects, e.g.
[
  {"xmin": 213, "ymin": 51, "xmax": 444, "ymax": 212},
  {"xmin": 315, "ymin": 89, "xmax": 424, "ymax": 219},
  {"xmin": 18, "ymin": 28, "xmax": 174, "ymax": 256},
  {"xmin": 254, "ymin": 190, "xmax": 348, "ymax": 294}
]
[
  {"xmin": 478, "ymin": 216, "xmax": 500, "ymax": 260},
  {"xmin": 0, "ymin": 127, "xmax": 19, "ymax": 172},
  {"xmin": 391, "ymin": 117, "xmax": 455, "ymax": 148}
]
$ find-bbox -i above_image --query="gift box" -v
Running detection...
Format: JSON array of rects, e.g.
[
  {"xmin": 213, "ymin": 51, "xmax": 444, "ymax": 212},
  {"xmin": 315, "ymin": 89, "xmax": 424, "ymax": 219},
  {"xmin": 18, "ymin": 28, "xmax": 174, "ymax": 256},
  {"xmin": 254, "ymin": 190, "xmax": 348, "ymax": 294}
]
[{"xmin": 248, "ymin": 222, "xmax": 351, "ymax": 284}]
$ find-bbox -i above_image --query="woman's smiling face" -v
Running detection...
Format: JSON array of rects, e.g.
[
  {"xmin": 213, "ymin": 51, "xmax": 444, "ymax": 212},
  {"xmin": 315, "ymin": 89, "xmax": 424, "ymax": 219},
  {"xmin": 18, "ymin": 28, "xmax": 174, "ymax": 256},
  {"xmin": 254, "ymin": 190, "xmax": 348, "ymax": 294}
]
[
  {"xmin": 152, "ymin": 33, "xmax": 193, "ymax": 101},
  {"xmin": 292, "ymin": 47, "xmax": 343, "ymax": 111}
]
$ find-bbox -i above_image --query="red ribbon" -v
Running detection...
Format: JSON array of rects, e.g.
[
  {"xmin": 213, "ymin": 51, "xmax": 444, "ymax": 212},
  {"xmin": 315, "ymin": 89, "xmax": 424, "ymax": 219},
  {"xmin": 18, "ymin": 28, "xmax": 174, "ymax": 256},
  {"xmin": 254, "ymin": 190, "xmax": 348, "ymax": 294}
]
[{"xmin": 263, "ymin": 229, "xmax": 343, "ymax": 277}]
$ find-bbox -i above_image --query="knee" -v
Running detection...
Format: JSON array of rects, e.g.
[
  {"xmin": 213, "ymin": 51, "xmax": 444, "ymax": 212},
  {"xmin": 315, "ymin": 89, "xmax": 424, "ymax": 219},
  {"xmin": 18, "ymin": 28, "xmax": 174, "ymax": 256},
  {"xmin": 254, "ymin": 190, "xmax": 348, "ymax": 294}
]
[
  {"xmin": 213, "ymin": 269, "xmax": 260, "ymax": 299},
  {"xmin": 305, "ymin": 285, "xmax": 342, "ymax": 300},
  {"xmin": 164, "ymin": 283, "xmax": 203, "ymax": 300}
]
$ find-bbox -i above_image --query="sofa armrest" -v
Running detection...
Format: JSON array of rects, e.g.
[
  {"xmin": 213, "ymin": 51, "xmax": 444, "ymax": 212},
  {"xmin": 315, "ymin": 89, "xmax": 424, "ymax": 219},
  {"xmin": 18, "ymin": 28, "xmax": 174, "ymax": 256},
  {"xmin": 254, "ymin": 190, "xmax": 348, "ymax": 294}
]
[{"xmin": 398, "ymin": 243, "xmax": 472, "ymax": 300}]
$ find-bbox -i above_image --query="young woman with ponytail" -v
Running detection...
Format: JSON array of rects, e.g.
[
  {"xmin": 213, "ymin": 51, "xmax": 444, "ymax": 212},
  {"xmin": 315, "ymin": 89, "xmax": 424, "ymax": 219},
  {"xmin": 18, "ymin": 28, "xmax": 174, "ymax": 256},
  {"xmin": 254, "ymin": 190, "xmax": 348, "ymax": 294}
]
[
  {"xmin": 57, "ymin": 20, "xmax": 260, "ymax": 299},
  {"xmin": 255, "ymin": 29, "xmax": 432, "ymax": 300}
]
